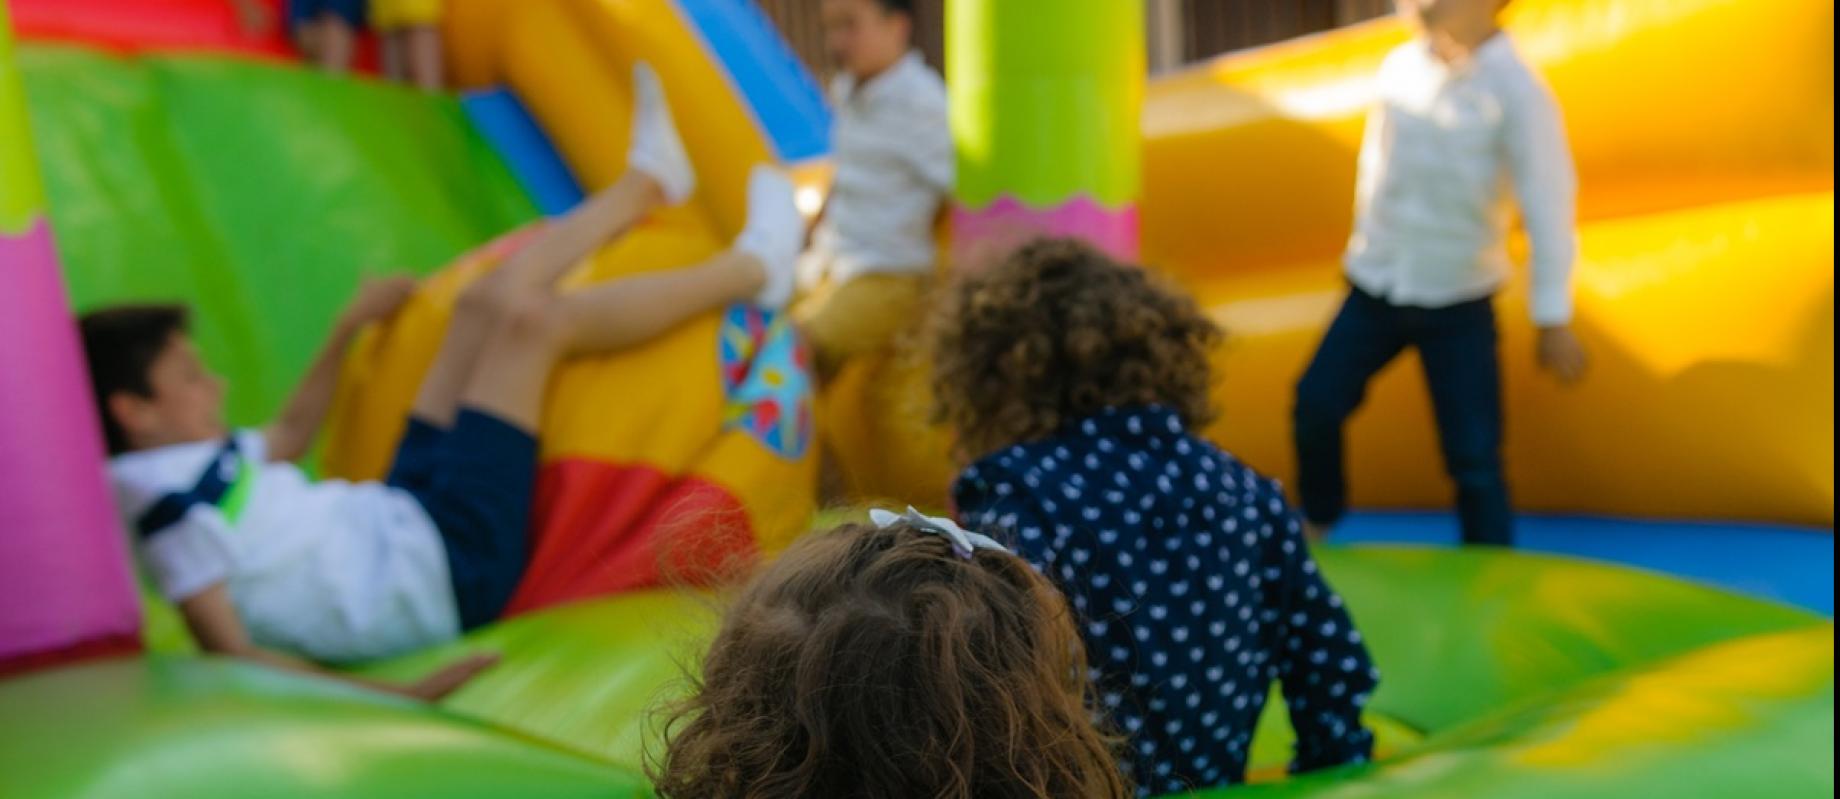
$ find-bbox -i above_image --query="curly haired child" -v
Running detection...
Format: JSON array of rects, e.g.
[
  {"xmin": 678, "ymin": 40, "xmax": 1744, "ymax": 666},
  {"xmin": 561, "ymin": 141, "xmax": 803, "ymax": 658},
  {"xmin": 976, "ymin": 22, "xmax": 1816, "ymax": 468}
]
[
  {"xmin": 933, "ymin": 239, "xmax": 1379, "ymax": 796},
  {"xmin": 652, "ymin": 511, "xmax": 1131, "ymax": 799}
]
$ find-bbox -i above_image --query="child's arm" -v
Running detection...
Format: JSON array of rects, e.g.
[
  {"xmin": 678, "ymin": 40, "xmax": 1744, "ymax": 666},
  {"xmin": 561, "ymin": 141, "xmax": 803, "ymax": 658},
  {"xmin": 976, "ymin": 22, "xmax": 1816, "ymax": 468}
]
[
  {"xmin": 1504, "ymin": 76, "xmax": 1587, "ymax": 383},
  {"xmin": 1266, "ymin": 484, "xmax": 1379, "ymax": 774},
  {"xmin": 264, "ymin": 277, "xmax": 418, "ymax": 463},
  {"xmin": 179, "ymin": 583, "xmax": 497, "ymax": 700},
  {"xmin": 906, "ymin": 104, "xmax": 956, "ymax": 199}
]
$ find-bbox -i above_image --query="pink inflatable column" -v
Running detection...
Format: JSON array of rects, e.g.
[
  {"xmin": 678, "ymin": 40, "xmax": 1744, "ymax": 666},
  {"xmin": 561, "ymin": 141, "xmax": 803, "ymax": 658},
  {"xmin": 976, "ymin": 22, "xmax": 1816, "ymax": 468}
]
[{"xmin": 0, "ymin": 0, "xmax": 141, "ymax": 675}]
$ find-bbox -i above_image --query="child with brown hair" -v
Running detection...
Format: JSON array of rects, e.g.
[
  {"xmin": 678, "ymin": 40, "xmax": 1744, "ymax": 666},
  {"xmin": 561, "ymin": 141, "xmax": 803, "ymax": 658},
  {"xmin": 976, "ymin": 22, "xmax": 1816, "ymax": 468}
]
[
  {"xmin": 83, "ymin": 65, "xmax": 800, "ymax": 688},
  {"xmin": 651, "ymin": 510, "xmax": 1130, "ymax": 798},
  {"xmin": 933, "ymin": 239, "xmax": 1378, "ymax": 796}
]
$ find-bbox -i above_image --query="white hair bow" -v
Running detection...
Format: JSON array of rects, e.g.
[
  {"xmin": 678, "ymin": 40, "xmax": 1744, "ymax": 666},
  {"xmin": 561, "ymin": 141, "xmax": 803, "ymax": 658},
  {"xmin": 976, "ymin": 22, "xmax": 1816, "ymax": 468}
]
[{"xmin": 869, "ymin": 506, "xmax": 1010, "ymax": 560}]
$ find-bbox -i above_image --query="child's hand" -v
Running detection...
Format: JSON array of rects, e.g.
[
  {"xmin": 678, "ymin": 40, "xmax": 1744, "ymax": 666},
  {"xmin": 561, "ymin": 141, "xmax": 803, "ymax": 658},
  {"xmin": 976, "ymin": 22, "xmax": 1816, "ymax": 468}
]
[
  {"xmin": 402, "ymin": 652, "xmax": 501, "ymax": 702},
  {"xmin": 1536, "ymin": 325, "xmax": 1588, "ymax": 385},
  {"xmin": 343, "ymin": 276, "xmax": 420, "ymax": 327}
]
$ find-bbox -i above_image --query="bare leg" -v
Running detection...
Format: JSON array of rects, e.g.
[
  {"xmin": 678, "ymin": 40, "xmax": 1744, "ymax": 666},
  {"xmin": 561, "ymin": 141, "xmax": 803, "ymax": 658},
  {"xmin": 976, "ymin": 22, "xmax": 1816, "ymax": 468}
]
[
  {"xmin": 381, "ymin": 31, "xmax": 407, "ymax": 83},
  {"xmin": 416, "ymin": 65, "xmax": 804, "ymax": 432},
  {"xmin": 455, "ymin": 249, "xmax": 764, "ymax": 432},
  {"xmin": 453, "ymin": 298, "xmax": 567, "ymax": 434},
  {"xmin": 406, "ymin": 26, "xmax": 445, "ymax": 91},
  {"xmin": 410, "ymin": 172, "xmax": 665, "ymax": 426},
  {"xmin": 315, "ymin": 15, "xmax": 356, "ymax": 73},
  {"xmin": 294, "ymin": 20, "xmax": 322, "ymax": 63},
  {"xmin": 499, "ymin": 171, "xmax": 664, "ymax": 292},
  {"xmin": 555, "ymin": 249, "xmax": 765, "ymax": 355}
]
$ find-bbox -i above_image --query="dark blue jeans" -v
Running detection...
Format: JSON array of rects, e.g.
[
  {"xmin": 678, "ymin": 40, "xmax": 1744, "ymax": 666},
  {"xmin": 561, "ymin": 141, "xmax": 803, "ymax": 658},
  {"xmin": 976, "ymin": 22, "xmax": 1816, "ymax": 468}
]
[{"xmin": 1293, "ymin": 286, "xmax": 1513, "ymax": 546}]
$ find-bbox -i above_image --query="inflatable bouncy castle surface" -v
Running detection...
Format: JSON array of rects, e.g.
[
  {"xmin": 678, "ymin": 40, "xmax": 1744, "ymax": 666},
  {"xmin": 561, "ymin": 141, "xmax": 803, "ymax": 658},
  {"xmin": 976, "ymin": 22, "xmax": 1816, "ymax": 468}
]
[
  {"xmin": 2, "ymin": 549, "xmax": 1831, "ymax": 798},
  {"xmin": 0, "ymin": 0, "xmax": 1832, "ymax": 796}
]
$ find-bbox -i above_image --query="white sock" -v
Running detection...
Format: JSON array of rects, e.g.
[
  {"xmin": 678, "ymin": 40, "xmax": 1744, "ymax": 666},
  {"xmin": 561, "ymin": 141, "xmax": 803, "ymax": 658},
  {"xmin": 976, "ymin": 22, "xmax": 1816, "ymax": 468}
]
[
  {"xmin": 626, "ymin": 62, "xmax": 695, "ymax": 205},
  {"xmin": 733, "ymin": 166, "xmax": 801, "ymax": 309}
]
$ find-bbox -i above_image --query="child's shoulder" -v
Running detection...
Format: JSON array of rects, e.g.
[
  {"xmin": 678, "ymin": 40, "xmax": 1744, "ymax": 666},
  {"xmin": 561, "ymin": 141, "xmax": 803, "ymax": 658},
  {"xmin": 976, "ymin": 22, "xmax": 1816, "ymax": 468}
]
[
  {"xmin": 1476, "ymin": 36, "xmax": 1554, "ymax": 97},
  {"xmin": 109, "ymin": 430, "xmax": 266, "ymax": 497},
  {"xmin": 886, "ymin": 58, "xmax": 948, "ymax": 113}
]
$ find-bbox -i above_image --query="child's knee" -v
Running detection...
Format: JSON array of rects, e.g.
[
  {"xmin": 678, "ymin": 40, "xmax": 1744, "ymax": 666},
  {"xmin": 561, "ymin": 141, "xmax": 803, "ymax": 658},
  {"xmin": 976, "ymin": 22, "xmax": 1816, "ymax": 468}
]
[
  {"xmin": 1293, "ymin": 378, "xmax": 1356, "ymax": 430},
  {"xmin": 457, "ymin": 277, "xmax": 568, "ymax": 351},
  {"xmin": 455, "ymin": 274, "xmax": 544, "ymax": 333},
  {"xmin": 454, "ymin": 274, "xmax": 508, "ymax": 322},
  {"xmin": 490, "ymin": 292, "xmax": 569, "ymax": 351}
]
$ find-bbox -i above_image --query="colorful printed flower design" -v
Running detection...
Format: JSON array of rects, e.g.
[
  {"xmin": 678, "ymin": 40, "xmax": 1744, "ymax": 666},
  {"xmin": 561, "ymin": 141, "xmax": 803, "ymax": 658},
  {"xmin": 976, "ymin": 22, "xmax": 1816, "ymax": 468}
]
[{"xmin": 718, "ymin": 304, "xmax": 813, "ymax": 460}]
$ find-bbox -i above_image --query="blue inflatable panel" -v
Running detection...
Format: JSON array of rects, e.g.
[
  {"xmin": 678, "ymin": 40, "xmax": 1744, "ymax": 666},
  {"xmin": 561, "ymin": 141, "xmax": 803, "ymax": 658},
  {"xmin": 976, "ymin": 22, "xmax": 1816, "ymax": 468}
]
[
  {"xmin": 676, "ymin": 0, "xmax": 832, "ymax": 162},
  {"xmin": 461, "ymin": 88, "xmax": 585, "ymax": 216},
  {"xmin": 1331, "ymin": 511, "xmax": 1836, "ymax": 616}
]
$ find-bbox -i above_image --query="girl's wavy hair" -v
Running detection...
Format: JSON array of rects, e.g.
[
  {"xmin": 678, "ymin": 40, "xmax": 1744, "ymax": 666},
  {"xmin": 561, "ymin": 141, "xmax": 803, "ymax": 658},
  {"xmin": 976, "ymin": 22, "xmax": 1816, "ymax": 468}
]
[
  {"xmin": 650, "ymin": 520, "xmax": 1130, "ymax": 798},
  {"xmin": 927, "ymin": 238, "xmax": 1222, "ymax": 461}
]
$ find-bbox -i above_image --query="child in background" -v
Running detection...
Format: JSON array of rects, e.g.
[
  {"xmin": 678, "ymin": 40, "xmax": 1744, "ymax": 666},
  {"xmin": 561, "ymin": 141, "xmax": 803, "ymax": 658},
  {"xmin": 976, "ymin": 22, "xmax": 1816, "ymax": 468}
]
[
  {"xmin": 1292, "ymin": 0, "xmax": 1586, "ymax": 547},
  {"xmin": 228, "ymin": 0, "xmax": 278, "ymax": 40},
  {"xmin": 371, "ymin": 0, "xmax": 443, "ymax": 90},
  {"xmin": 271, "ymin": 0, "xmax": 366, "ymax": 73},
  {"xmin": 797, "ymin": 0, "xmax": 954, "ymax": 379},
  {"xmin": 938, "ymin": 240, "xmax": 1378, "ymax": 796},
  {"xmin": 82, "ymin": 66, "xmax": 800, "ymax": 687},
  {"xmin": 652, "ymin": 511, "xmax": 1131, "ymax": 798}
]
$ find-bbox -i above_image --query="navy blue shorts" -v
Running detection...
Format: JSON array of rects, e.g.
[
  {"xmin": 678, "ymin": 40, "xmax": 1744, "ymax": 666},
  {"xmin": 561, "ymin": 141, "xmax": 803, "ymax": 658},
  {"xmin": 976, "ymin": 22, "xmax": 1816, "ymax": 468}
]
[
  {"xmin": 289, "ymin": 0, "xmax": 367, "ymax": 28},
  {"xmin": 386, "ymin": 409, "xmax": 537, "ymax": 630}
]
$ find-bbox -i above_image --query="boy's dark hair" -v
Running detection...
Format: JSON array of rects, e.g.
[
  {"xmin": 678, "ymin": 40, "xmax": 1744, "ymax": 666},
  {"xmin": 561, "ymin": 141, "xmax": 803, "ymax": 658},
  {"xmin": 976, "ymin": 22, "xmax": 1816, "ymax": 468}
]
[
  {"xmin": 651, "ymin": 521, "xmax": 1130, "ymax": 798},
  {"xmin": 871, "ymin": 0, "xmax": 916, "ymax": 18},
  {"xmin": 928, "ymin": 238, "xmax": 1223, "ymax": 461},
  {"xmin": 79, "ymin": 304, "xmax": 189, "ymax": 455}
]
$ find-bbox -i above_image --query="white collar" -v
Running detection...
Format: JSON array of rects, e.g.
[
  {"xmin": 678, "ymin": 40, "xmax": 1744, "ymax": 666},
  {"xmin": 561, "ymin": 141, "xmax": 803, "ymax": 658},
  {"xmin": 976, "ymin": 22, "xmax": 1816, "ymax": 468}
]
[{"xmin": 838, "ymin": 50, "xmax": 926, "ymax": 104}]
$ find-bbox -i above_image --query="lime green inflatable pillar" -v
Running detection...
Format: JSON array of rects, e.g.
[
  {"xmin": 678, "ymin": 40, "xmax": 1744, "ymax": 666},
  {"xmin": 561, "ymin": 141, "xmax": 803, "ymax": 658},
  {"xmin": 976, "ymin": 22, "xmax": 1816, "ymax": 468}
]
[
  {"xmin": 0, "ymin": 0, "xmax": 142, "ymax": 675},
  {"xmin": 947, "ymin": 0, "xmax": 1145, "ymax": 269}
]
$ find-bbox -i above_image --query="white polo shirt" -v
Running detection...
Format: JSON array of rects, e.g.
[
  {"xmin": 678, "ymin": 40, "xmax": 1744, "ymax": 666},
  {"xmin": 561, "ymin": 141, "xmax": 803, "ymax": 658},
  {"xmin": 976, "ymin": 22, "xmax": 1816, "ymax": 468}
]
[
  {"xmin": 110, "ymin": 431, "xmax": 460, "ymax": 663},
  {"xmin": 801, "ymin": 51, "xmax": 954, "ymax": 288},
  {"xmin": 1345, "ymin": 34, "xmax": 1579, "ymax": 325}
]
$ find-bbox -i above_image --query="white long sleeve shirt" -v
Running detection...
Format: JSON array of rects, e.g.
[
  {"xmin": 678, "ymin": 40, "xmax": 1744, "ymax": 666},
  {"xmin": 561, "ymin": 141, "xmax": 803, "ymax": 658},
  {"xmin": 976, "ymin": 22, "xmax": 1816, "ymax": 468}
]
[
  {"xmin": 1345, "ymin": 34, "xmax": 1578, "ymax": 326},
  {"xmin": 800, "ymin": 52, "xmax": 954, "ymax": 289}
]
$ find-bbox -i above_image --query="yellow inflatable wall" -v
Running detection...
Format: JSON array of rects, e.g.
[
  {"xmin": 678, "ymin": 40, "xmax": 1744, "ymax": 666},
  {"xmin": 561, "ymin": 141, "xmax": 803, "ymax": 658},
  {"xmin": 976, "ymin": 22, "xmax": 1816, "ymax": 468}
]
[
  {"xmin": 329, "ymin": 0, "xmax": 1832, "ymax": 577},
  {"xmin": 829, "ymin": 0, "xmax": 1835, "ymax": 526}
]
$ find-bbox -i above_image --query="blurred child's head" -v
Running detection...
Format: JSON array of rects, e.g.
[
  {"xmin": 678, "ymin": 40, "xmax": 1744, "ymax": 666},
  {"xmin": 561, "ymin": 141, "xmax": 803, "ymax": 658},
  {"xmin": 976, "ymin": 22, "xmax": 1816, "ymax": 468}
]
[
  {"xmin": 928, "ymin": 238, "xmax": 1222, "ymax": 462},
  {"xmin": 79, "ymin": 305, "xmax": 227, "ymax": 455},
  {"xmin": 1396, "ymin": 0, "xmax": 1510, "ymax": 41},
  {"xmin": 821, "ymin": 0, "xmax": 915, "ymax": 81},
  {"xmin": 653, "ymin": 517, "xmax": 1129, "ymax": 798}
]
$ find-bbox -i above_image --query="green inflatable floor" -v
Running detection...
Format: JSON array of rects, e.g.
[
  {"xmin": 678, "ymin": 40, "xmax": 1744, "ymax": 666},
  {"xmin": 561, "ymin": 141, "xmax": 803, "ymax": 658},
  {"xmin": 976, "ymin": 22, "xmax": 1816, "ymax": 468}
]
[
  {"xmin": 4, "ymin": 547, "xmax": 1828, "ymax": 798},
  {"xmin": 8, "ymin": 43, "xmax": 1831, "ymax": 799},
  {"xmin": 19, "ymin": 45, "xmax": 536, "ymax": 429}
]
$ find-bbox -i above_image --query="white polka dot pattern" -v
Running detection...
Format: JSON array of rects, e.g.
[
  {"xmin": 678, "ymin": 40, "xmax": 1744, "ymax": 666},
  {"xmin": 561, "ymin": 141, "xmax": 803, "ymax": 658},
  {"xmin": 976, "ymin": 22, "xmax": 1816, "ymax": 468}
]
[{"xmin": 953, "ymin": 406, "xmax": 1378, "ymax": 796}]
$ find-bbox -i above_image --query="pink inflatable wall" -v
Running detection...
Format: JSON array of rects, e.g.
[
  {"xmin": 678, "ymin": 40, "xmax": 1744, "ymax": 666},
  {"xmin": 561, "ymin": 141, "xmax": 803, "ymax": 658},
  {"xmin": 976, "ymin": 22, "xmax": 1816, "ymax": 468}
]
[{"xmin": 0, "ymin": 0, "xmax": 141, "ymax": 674}]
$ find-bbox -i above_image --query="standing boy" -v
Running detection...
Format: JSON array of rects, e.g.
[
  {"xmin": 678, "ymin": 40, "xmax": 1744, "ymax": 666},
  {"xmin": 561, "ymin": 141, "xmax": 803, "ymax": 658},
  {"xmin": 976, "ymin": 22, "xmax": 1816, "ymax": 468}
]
[{"xmin": 1293, "ymin": 0, "xmax": 1587, "ymax": 547}]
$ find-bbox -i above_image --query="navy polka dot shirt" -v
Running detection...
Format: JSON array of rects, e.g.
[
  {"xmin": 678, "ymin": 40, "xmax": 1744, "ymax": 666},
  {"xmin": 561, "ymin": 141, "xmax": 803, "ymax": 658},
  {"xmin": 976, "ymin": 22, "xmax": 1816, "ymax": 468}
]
[{"xmin": 953, "ymin": 406, "xmax": 1378, "ymax": 796}]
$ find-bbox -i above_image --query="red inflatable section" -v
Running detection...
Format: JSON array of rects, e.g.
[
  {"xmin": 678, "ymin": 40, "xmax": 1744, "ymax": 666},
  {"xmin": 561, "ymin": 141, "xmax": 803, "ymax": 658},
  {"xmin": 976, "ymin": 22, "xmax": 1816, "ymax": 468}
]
[
  {"xmin": 0, "ymin": 634, "xmax": 139, "ymax": 680},
  {"xmin": 504, "ymin": 460, "xmax": 759, "ymax": 615},
  {"xmin": 11, "ymin": 0, "xmax": 377, "ymax": 70}
]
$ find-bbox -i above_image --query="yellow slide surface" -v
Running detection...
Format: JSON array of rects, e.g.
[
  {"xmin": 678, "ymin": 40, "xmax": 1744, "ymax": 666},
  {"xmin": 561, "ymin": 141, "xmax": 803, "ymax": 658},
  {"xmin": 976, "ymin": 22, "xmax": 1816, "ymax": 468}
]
[{"xmin": 324, "ymin": 0, "xmax": 817, "ymax": 608}]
